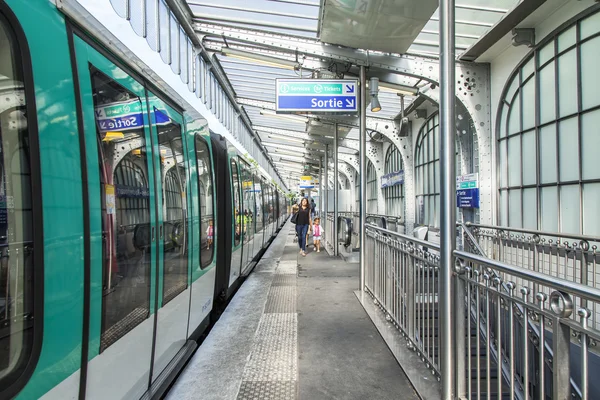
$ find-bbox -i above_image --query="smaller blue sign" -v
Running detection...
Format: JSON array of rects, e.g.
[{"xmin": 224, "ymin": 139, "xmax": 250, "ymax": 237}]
[
  {"xmin": 381, "ymin": 170, "xmax": 404, "ymax": 188},
  {"xmin": 457, "ymin": 188, "xmax": 480, "ymax": 208}
]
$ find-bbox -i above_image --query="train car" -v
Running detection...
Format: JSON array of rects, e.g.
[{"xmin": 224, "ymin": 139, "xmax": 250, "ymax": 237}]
[{"xmin": 0, "ymin": 1, "xmax": 288, "ymax": 399}]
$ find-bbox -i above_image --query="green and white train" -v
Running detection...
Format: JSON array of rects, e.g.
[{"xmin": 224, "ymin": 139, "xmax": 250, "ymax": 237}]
[{"xmin": 0, "ymin": 0, "xmax": 289, "ymax": 398}]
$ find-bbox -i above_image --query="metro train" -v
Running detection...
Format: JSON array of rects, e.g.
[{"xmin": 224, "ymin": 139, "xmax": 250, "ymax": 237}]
[{"xmin": 0, "ymin": 1, "xmax": 288, "ymax": 399}]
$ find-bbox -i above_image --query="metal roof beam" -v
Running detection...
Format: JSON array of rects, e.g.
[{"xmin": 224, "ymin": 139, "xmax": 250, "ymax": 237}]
[{"xmin": 194, "ymin": 22, "xmax": 447, "ymax": 83}]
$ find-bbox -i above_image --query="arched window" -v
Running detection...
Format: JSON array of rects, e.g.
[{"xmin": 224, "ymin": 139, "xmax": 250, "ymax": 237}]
[
  {"xmin": 366, "ymin": 160, "xmax": 378, "ymax": 214},
  {"xmin": 415, "ymin": 113, "xmax": 440, "ymax": 227},
  {"xmin": 496, "ymin": 8, "xmax": 600, "ymax": 235},
  {"xmin": 383, "ymin": 145, "xmax": 404, "ymax": 219}
]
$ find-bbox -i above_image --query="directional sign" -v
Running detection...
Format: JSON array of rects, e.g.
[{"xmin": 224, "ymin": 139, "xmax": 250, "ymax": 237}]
[
  {"xmin": 456, "ymin": 173, "xmax": 479, "ymax": 208},
  {"xmin": 276, "ymin": 79, "xmax": 358, "ymax": 113}
]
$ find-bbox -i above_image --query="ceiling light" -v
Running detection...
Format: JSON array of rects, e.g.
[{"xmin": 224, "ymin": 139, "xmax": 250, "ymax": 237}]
[
  {"xmin": 267, "ymin": 134, "xmax": 305, "ymax": 144},
  {"xmin": 277, "ymin": 154, "xmax": 306, "ymax": 162},
  {"xmin": 264, "ymin": 142, "xmax": 307, "ymax": 152},
  {"xmin": 260, "ymin": 109, "xmax": 309, "ymax": 123},
  {"xmin": 378, "ymin": 81, "xmax": 419, "ymax": 96},
  {"xmin": 369, "ymin": 77, "xmax": 381, "ymax": 113},
  {"xmin": 221, "ymin": 48, "xmax": 298, "ymax": 70}
]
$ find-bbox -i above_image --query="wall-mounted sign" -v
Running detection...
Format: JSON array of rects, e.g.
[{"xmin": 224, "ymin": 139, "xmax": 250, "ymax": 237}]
[
  {"xmin": 381, "ymin": 170, "xmax": 404, "ymax": 188},
  {"xmin": 456, "ymin": 173, "xmax": 479, "ymax": 208},
  {"xmin": 276, "ymin": 79, "xmax": 358, "ymax": 113},
  {"xmin": 299, "ymin": 175, "xmax": 314, "ymax": 189}
]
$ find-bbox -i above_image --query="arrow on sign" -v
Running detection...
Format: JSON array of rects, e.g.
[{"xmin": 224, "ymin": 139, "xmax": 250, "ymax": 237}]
[
  {"xmin": 345, "ymin": 99, "xmax": 355, "ymax": 108},
  {"xmin": 346, "ymin": 84, "xmax": 355, "ymax": 93}
]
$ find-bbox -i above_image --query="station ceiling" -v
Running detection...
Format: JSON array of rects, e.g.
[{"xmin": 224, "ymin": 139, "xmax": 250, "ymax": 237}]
[{"xmin": 187, "ymin": 0, "xmax": 524, "ymax": 183}]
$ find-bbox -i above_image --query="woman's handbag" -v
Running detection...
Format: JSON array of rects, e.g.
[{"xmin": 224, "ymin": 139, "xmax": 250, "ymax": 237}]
[{"xmin": 291, "ymin": 212, "xmax": 298, "ymax": 224}]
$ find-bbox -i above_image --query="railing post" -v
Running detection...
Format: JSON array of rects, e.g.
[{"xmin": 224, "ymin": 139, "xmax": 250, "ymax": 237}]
[
  {"xmin": 324, "ymin": 144, "xmax": 329, "ymax": 248},
  {"xmin": 455, "ymin": 264, "xmax": 467, "ymax": 399},
  {"xmin": 552, "ymin": 318, "xmax": 571, "ymax": 399},
  {"xmin": 439, "ymin": 0, "xmax": 456, "ymax": 396},
  {"xmin": 407, "ymin": 244, "xmax": 416, "ymax": 344}
]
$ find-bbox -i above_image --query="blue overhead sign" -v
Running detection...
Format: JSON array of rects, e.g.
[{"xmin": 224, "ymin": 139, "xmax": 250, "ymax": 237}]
[
  {"xmin": 456, "ymin": 173, "xmax": 480, "ymax": 208},
  {"xmin": 276, "ymin": 79, "xmax": 358, "ymax": 113}
]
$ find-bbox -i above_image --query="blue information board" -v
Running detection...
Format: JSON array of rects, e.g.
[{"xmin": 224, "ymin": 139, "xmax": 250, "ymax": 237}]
[
  {"xmin": 457, "ymin": 188, "xmax": 480, "ymax": 208},
  {"xmin": 276, "ymin": 79, "xmax": 358, "ymax": 113}
]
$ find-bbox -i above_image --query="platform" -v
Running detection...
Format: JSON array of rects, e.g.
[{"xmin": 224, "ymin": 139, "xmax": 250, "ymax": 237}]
[{"xmin": 166, "ymin": 221, "xmax": 419, "ymax": 400}]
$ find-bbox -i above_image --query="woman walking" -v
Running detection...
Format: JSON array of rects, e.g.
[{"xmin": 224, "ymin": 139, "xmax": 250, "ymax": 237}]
[{"xmin": 295, "ymin": 198, "xmax": 312, "ymax": 256}]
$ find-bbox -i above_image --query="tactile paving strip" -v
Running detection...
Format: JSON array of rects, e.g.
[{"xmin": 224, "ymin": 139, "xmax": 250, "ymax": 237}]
[
  {"xmin": 264, "ymin": 286, "xmax": 297, "ymax": 313},
  {"xmin": 237, "ymin": 380, "xmax": 297, "ymax": 400},
  {"xmin": 271, "ymin": 274, "xmax": 296, "ymax": 286},
  {"xmin": 240, "ymin": 313, "xmax": 298, "ymax": 382}
]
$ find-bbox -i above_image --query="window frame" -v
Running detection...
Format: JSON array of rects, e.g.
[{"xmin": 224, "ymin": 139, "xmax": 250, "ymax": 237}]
[
  {"xmin": 0, "ymin": 4, "xmax": 44, "ymax": 399},
  {"xmin": 383, "ymin": 145, "xmax": 405, "ymax": 220},
  {"xmin": 194, "ymin": 134, "xmax": 215, "ymax": 269}
]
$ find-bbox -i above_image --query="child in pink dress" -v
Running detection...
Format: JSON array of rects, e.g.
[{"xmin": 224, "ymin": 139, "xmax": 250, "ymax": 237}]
[{"xmin": 312, "ymin": 217, "xmax": 323, "ymax": 253}]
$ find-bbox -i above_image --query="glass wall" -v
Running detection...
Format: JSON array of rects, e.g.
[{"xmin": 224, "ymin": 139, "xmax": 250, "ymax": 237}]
[
  {"xmin": 496, "ymin": 8, "xmax": 600, "ymax": 236},
  {"xmin": 366, "ymin": 161, "xmax": 378, "ymax": 214},
  {"xmin": 415, "ymin": 113, "xmax": 440, "ymax": 227}
]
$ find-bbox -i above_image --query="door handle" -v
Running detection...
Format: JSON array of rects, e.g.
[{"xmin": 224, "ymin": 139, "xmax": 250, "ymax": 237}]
[
  {"xmin": 160, "ymin": 225, "xmax": 164, "ymax": 239},
  {"xmin": 152, "ymin": 226, "xmax": 156, "ymax": 242}
]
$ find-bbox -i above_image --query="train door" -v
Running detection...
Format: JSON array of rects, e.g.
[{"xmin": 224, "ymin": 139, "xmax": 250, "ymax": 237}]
[
  {"xmin": 240, "ymin": 161, "xmax": 254, "ymax": 269},
  {"xmin": 145, "ymin": 92, "xmax": 190, "ymax": 383},
  {"xmin": 73, "ymin": 37, "xmax": 160, "ymax": 400},
  {"xmin": 253, "ymin": 176, "xmax": 264, "ymax": 254},
  {"xmin": 229, "ymin": 157, "xmax": 242, "ymax": 286}
]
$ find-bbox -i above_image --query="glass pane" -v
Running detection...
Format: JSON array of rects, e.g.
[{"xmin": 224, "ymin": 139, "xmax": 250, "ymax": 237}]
[
  {"xmin": 508, "ymin": 190, "xmax": 522, "ymax": 228},
  {"xmin": 582, "ymin": 109, "xmax": 600, "ymax": 181},
  {"xmin": 159, "ymin": 0, "xmax": 169, "ymax": 63},
  {"xmin": 522, "ymin": 130, "xmax": 536, "ymax": 186},
  {"xmin": 231, "ymin": 160, "xmax": 241, "ymax": 247},
  {"xmin": 90, "ymin": 67, "xmax": 151, "ymax": 350},
  {"xmin": 146, "ymin": 0, "xmax": 158, "ymax": 51},
  {"xmin": 560, "ymin": 185, "xmax": 580, "ymax": 234},
  {"xmin": 581, "ymin": 37, "xmax": 600, "ymax": 110},
  {"xmin": 498, "ymin": 139, "xmax": 507, "ymax": 188},
  {"xmin": 254, "ymin": 178, "xmax": 263, "ymax": 235},
  {"xmin": 0, "ymin": 15, "xmax": 35, "ymax": 383},
  {"xmin": 196, "ymin": 137, "xmax": 214, "ymax": 268},
  {"xmin": 557, "ymin": 51, "xmax": 578, "ymax": 117},
  {"xmin": 523, "ymin": 188, "xmax": 537, "ymax": 229},
  {"xmin": 508, "ymin": 94, "xmax": 521, "ymax": 135},
  {"xmin": 498, "ymin": 103, "xmax": 508, "ymax": 138},
  {"xmin": 507, "ymin": 135, "xmax": 521, "ymax": 187},
  {"xmin": 195, "ymin": 57, "xmax": 202, "ymax": 97},
  {"xmin": 499, "ymin": 190, "xmax": 508, "ymax": 226},
  {"xmin": 130, "ymin": 0, "xmax": 144, "ymax": 37},
  {"xmin": 540, "ymin": 186, "xmax": 558, "ymax": 232},
  {"xmin": 538, "ymin": 42, "xmax": 554, "ymax": 67},
  {"xmin": 110, "ymin": 0, "xmax": 127, "ymax": 18},
  {"xmin": 539, "ymin": 62, "xmax": 556, "ymax": 124},
  {"xmin": 505, "ymin": 75, "xmax": 519, "ymax": 102},
  {"xmin": 188, "ymin": 42, "xmax": 194, "ymax": 92},
  {"xmin": 583, "ymin": 183, "xmax": 600, "ymax": 236},
  {"xmin": 580, "ymin": 10, "xmax": 600, "ymax": 40},
  {"xmin": 180, "ymin": 28, "xmax": 188, "ymax": 84},
  {"xmin": 558, "ymin": 25, "xmax": 577, "ymax": 52},
  {"xmin": 155, "ymin": 109, "xmax": 187, "ymax": 305},
  {"xmin": 522, "ymin": 78, "xmax": 535, "ymax": 131},
  {"xmin": 558, "ymin": 117, "xmax": 579, "ymax": 182},
  {"xmin": 539, "ymin": 124, "xmax": 557, "ymax": 184},
  {"xmin": 170, "ymin": 14, "xmax": 180, "ymax": 74},
  {"xmin": 522, "ymin": 58, "xmax": 534, "ymax": 80}
]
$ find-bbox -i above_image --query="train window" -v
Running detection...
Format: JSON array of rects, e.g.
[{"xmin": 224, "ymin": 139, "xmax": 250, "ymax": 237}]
[
  {"xmin": 231, "ymin": 159, "xmax": 241, "ymax": 247},
  {"xmin": 0, "ymin": 12, "xmax": 36, "ymax": 386},
  {"xmin": 90, "ymin": 67, "xmax": 151, "ymax": 351},
  {"xmin": 195, "ymin": 136, "xmax": 214, "ymax": 268},
  {"xmin": 156, "ymin": 109, "xmax": 187, "ymax": 305}
]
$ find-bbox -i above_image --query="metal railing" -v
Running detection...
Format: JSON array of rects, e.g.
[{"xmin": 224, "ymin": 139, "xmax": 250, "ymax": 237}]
[
  {"xmin": 365, "ymin": 225, "xmax": 442, "ymax": 375},
  {"xmin": 464, "ymin": 223, "xmax": 600, "ymax": 332},
  {"xmin": 364, "ymin": 223, "xmax": 600, "ymax": 399}
]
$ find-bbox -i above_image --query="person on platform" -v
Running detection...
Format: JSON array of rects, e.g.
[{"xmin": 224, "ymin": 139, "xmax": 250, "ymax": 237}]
[
  {"xmin": 294, "ymin": 198, "xmax": 312, "ymax": 256},
  {"xmin": 312, "ymin": 217, "xmax": 323, "ymax": 253}
]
